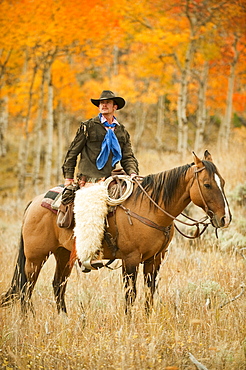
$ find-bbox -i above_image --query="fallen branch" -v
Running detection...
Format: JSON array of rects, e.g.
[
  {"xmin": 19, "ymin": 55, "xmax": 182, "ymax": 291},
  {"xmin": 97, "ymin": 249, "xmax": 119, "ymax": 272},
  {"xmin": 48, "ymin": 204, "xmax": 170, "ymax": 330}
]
[
  {"xmin": 188, "ymin": 352, "xmax": 208, "ymax": 370},
  {"xmin": 220, "ymin": 283, "xmax": 245, "ymax": 309}
]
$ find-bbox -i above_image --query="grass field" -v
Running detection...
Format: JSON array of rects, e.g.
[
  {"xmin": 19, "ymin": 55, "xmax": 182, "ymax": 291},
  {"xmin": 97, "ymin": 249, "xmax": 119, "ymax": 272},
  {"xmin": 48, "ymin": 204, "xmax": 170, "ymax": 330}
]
[{"xmin": 0, "ymin": 146, "xmax": 245, "ymax": 369}]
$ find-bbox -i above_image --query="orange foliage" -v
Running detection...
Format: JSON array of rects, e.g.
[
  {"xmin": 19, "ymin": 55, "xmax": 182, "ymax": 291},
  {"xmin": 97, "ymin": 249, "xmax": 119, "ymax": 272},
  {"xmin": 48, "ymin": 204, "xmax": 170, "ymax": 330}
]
[
  {"xmin": 233, "ymin": 93, "xmax": 246, "ymax": 113},
  {"xmin": 0, "ymin": 0, "xmax": 245, "ymax": 130}
]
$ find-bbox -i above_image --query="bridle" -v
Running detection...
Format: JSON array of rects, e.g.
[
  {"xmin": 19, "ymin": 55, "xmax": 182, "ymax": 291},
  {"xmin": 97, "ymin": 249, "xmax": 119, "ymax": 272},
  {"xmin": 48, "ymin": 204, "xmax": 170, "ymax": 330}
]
[
  {"xmin": 194, "ymin": 166, "xmax": 215, "ymax": 220},
  {"xmin": 121, "ymin": 166, "xmax": 215, "ymax": 240}
]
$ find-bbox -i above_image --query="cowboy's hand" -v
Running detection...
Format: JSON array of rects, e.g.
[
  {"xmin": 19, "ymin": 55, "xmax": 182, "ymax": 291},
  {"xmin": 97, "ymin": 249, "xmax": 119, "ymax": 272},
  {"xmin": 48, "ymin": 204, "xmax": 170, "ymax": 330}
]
[{"xmin": 64, "ymin": 178, "xmax": 74, "ymax": 187}]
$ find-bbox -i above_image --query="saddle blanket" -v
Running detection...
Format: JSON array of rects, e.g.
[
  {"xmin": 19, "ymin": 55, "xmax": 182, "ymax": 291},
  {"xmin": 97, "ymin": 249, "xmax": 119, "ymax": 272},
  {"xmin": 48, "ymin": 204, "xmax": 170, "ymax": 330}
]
[{"xmin": 41, "ymin": 185, "xmax": 64, "ymax": 214}]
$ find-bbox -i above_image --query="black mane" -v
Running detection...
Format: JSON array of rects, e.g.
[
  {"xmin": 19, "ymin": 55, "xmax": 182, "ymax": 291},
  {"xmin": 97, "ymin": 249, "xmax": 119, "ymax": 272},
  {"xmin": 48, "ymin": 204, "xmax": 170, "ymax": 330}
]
[{"xmin": 135, "ymin": 160, "xmax": 218, "ymax": 207}]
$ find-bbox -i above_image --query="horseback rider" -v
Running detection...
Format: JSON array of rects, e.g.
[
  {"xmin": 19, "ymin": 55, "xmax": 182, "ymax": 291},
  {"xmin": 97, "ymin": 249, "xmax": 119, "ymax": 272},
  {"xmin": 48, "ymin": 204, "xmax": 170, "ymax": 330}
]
[
  {"xmin": 62, "ymin": 90, "xmax": 139, "ymax": 188},
  {"xmin": 61, "ymin": 90, "xmax": 139, "ymax": 271}
]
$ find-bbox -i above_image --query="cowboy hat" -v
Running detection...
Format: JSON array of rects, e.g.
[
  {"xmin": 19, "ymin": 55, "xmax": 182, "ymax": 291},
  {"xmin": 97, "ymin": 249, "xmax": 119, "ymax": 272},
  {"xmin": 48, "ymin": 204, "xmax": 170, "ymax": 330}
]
[{"xmin": 91, "ymin": 90, "xmax": 125, "ymax": 110}]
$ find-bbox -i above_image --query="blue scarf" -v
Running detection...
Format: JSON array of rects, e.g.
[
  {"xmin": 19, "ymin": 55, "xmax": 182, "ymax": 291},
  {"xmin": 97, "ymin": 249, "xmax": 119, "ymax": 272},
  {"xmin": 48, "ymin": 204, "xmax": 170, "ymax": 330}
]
[{"xmin": 96, "ymin": 115, "xmax": 122, "ymax": 170}]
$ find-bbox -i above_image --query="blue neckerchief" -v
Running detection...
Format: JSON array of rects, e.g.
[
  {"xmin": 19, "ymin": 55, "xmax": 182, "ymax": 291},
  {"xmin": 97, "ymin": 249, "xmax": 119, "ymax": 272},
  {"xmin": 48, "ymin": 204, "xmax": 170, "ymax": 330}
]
[{"xmin": 96, "ymin": 114, "xmax": 122, "ymax": 170}]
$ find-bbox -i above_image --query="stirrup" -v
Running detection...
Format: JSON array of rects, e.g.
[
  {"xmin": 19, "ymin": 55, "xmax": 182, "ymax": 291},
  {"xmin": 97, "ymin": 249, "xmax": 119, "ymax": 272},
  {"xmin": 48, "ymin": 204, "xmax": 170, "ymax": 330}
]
[{"xmin": 82, "ymin": 258, "xmax": 104, "ymax": 271}]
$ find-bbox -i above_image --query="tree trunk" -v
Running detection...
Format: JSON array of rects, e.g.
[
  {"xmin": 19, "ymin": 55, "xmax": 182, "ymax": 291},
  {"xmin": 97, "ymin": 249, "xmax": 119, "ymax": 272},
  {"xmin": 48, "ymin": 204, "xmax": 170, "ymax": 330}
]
[
  {"xmin": 33, "ymin": 68, "xmax": 46, "ymax": 194},
  {"xmin": 0, "ymin": 94, "xmax": 8, "ymax": 157},
  {"xmin": 113, "ymin": 45, "xmax": 119, "ymax": 76},
  {"xmin": 133, "ymin": 102, "xmax": 147, "ymax": 154},
  {"xmin": 64, "ymin": 116, "xmax": 72, "ymax": 149},
  {"xmin": 176, "ymin": 39, "xmax": 194, "ymax": 158},
  {"xmin": 177, "ymin": 68, "xmax": 189, "ymax": 157},
  {"xmin": 17, "ymin": 59, "xmax": 38, "ymax": 196},
  {"xmin": 155, "ymin": 95, "xmax": 165, "ymax": 148},
  {"xmin": 194, "ymin": 61, "xmax": 209, "ymax": 153},
  {"xmin": 218, "ymin": 35, "xmax": 239, "ymax": 152},
  {"xmin": 17, "ymin": 137, "xmax": 30, "ymax": 197},
  {"xmin": 56, "ymin": 101, "xmax": 64, "ymax": 183},
  {"xmin": 44, "ymin": 65, "xmax": 54, "ymax": 189}
]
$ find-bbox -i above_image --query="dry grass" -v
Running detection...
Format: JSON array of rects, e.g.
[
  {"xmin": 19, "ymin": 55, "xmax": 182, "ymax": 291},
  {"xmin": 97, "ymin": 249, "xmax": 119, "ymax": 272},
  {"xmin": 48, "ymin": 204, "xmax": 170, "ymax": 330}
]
[{"xmin": 0, "ymin": 145, "xmax": 246, "ymax": 370}]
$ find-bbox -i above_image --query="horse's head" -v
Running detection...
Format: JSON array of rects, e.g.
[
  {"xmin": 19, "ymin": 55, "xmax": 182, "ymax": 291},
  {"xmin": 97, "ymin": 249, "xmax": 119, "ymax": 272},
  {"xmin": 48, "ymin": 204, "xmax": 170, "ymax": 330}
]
[{"xmin": 189, "ymin": 150, "xmax": 231, "ymax": 229}]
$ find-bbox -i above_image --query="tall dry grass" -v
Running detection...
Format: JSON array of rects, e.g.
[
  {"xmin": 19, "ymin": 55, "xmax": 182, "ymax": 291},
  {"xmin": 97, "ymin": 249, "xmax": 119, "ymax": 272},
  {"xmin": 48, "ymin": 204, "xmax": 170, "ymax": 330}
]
[{"xmin": 0, "ymin": 144, "xmax": 246, "ymax": 369}]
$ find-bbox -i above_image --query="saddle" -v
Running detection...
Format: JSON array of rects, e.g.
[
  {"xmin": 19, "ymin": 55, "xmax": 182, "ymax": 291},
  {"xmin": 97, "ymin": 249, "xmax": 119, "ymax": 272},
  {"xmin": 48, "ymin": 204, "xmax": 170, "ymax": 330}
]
[
  {"xmin": 56, "ymin": 168, "xmax": 134, "ymax": 229},
  {"xmin": 56, "ymin": 184, "xmax": 78, "ymax": 228}
]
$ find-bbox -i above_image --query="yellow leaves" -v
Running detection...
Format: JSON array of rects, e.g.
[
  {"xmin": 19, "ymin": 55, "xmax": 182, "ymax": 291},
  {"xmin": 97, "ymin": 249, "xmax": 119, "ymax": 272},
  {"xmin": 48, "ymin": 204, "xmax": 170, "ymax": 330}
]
[
  {"xmin": 0, "ymin": 0, "xmax": 245, "ymax": 129},
  {"xmin": 79, "ymin": 79, "xmax": 104, "ymax": 118},
  {"xmin": 53, "ymin": 59, "xmax": 78, "ymax": 90},
  {"xmin": 52, "ymin": 59, "xmax": 83, "ymax": 110},
  {"xmin": 105, "ymin": 74, "xmax": 138, "ymax": 103},
  {"xmin": 233, "ymin": 92, "xmax": 246, "ymax": 113},
  {"xmin": 132, "ymin": 26, "xmax": 189, "ymax": 55}
]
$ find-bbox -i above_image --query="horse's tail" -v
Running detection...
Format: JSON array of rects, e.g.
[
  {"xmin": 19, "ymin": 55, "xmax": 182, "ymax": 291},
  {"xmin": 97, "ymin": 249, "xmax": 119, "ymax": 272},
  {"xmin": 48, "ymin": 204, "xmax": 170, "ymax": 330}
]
[
  {"xmin": 0, "ymin": 201, "xmax": 32, "ymax": 307},
  {"xmin": 0, "ymin": 231, "xmax": 27, "ymax": 307}
]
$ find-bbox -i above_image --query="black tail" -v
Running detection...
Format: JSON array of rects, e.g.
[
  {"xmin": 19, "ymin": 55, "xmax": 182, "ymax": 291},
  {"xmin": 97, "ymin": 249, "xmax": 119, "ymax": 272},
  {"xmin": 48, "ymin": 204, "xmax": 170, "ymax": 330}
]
[{"xmin": 0, "ymin": 231, "xmax": 27, "ymax": 306}]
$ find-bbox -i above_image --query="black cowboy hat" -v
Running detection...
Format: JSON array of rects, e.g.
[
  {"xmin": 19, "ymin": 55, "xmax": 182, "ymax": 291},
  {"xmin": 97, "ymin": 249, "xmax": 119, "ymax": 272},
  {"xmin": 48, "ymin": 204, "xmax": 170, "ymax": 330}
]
[{"xmin": 91, "ymin": 90, "xmax": 125, "ymax": 110}]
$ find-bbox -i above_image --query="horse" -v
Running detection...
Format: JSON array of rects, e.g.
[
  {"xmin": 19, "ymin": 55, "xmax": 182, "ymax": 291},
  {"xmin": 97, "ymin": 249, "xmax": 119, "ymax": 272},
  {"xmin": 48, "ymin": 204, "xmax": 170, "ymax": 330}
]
[{"xmin": 1, "ymin": 151, "xmax": 231, "ymax": 314}]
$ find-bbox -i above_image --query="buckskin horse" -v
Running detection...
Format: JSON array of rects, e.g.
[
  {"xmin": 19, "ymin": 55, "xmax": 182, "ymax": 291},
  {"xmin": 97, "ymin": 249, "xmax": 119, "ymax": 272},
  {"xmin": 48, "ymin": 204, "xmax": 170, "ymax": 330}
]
[{"xmin": 1, "ymin": 151, "xmax": 231, "ymax": 314}]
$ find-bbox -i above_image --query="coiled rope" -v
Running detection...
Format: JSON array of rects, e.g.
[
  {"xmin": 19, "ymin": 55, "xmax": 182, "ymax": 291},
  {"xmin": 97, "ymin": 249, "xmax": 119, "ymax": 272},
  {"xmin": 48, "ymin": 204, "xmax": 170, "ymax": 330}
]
[{"xmin": 104, "ymin": 175, "xmax": 134, "ymax": 206}]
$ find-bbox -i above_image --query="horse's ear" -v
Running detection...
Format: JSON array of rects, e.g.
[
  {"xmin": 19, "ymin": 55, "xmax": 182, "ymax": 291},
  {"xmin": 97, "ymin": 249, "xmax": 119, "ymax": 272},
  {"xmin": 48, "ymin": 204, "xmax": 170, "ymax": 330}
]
[
  {"xmin": 192, "ymin": 151, "xmax": 203, "ymax": 167},
  {"xmin": 203, "ymin": 150, "xmax": 213, "ymax": 162}
]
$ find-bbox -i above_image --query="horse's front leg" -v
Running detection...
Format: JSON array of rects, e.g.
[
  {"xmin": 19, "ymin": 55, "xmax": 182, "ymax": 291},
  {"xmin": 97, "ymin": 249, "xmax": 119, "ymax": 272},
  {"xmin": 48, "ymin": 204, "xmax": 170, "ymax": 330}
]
[
  {"xmin": 143, "ymin": 256, "xmax": 161, "ymax": 315},
  {"xmin": 53, "ymin": 247, "xmax": 73, "ymax": 314},
  {"xmin": 122, "ymin": 261, "xmax": 139, "ymax": 315}
]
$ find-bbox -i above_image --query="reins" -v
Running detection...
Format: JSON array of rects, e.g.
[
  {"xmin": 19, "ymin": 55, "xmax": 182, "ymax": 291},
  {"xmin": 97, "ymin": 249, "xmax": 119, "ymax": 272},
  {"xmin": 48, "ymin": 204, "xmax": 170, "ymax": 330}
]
[
  {"xmin": 127, "ymin": 168, "xmax": 211, "ymax": 239},
  {"xmin": 119, "ymin": 204, "xmax": 172, "ymax": 233}
]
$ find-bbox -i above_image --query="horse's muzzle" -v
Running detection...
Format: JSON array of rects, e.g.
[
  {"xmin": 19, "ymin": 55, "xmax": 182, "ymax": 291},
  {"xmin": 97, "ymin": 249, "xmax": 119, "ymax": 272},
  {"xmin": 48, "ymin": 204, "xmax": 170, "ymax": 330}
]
[{"xmin": 210, "ymin": 213, "xmax": 232, "ymax": 229}]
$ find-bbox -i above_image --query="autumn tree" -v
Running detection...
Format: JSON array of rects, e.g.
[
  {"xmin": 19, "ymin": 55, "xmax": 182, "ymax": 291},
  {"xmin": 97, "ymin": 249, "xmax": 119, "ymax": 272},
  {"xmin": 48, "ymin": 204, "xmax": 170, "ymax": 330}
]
[
  {"xmin": 215, "ymin": 1, "xmax": 246, "ymax": 151},
  {"xmin": 1, "ymin": 0, "xmax": 125, "ymax": 192},
  {"xmin": 0, "ymin": 0, "xmax": 245, "ymax": 196},
  {"xmin": 115, "ymin": 0, "xmax": 246, "ymax": 155}
]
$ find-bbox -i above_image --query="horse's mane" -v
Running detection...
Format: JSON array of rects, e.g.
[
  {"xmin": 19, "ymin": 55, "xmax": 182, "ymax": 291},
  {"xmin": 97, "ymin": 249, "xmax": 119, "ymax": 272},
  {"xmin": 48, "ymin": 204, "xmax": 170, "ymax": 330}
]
[{"xmin": 135, "ymin": 160, "xmax": 218, "ymax": 207}]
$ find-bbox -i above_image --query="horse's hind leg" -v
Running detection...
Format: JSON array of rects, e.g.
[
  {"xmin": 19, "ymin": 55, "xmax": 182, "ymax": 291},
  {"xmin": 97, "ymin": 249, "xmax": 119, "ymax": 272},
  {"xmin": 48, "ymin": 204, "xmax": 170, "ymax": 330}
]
[
  {"xmin": 53, "ymin": 247, "xmax": 72, "ymax": 314},
  {"xmin": 1, "ymin": 229, "xmax": 47, "ymax": 314},
  {"xmin": 122, "ymin": 262, "xmax": 138, "ymax": 314},
  {"xmin": 24, "ymin": 258, "xmax": 45, "ymax": 314}
]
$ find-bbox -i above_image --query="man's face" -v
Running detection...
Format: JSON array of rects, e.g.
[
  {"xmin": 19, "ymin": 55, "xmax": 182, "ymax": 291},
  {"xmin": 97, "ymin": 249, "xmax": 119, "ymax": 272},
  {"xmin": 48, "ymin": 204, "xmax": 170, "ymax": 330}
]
[{"xmin": 99, "ymin": 99, "xmax": 117, "ymax": 115}]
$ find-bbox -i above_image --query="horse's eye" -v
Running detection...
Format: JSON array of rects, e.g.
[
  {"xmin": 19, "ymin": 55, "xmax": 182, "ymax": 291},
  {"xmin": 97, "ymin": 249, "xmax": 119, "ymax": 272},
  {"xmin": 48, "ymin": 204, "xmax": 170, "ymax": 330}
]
[{"xmin": 204, "ymin": 183, "xmax": 211, "ymax": 189}]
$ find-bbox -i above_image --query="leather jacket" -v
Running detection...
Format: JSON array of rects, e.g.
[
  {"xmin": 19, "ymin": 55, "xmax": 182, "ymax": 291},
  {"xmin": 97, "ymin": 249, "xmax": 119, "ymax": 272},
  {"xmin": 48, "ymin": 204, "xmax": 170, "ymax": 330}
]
[{"xmin": 62, "ymin": 116, "xmax": 139, "ymax": 180}]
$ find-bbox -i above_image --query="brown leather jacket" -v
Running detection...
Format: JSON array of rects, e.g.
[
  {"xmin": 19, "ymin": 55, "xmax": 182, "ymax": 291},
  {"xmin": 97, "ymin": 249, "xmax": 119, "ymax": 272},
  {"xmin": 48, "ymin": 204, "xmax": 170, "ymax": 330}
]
[{"xmin": 62, "ymin": 116, "xmax": 139, "ymax": 180}]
